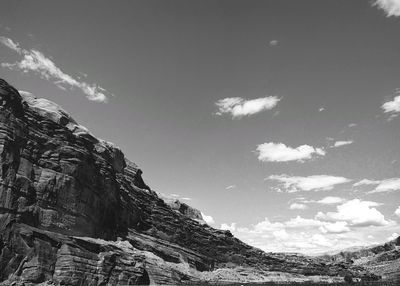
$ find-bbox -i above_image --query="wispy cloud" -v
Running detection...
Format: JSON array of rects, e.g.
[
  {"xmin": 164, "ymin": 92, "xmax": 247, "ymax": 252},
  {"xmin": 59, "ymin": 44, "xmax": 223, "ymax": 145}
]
[
  {"xmin": 296, "ymin": 196, "xmax": 346, "ymax": 205},
  {"xmin": 371, "ymin": 178, "xmax": 400, "ymax": 193},
  {"xmin": 316, "ymin": 196, "xmax": 346, "ymax": 205},
  {"xmin": 354, "ymin": 178, "xmax": 400, "ymax": 193},
  {"xmin": 332, "ymin": 140, "xmax": 353, "ymax": 148},
  {"xmin": 373, "ymin": 0, "xmax": 400, "ymax": 17},
  {"xmin": 215, "ymin": 96, "xmax": 280, "ymax": 118},
  {"xmin": 225, "ymin": 185, "xmax": 236, "ymax": 190},
  {"xmin": 353, "ymin": 179, "xmax": 381, "ymax": 187},
  {"xmin": 267, "ymin": 174, "xmax": 351, "ymax": 192},
  {"xmin": 256, "ymin": 142, "xmax": 325, "ymax": 162},
  {"xmin": 0, "ymin": 36, "xmax": 111, "ymax": 102},
  {"xmin": 163, "ymin": 193, "xmax": 193, "ymax": 201},
  {"xmin": 318, "ymin": 107, "xmax": 325, "ymax": 112}
]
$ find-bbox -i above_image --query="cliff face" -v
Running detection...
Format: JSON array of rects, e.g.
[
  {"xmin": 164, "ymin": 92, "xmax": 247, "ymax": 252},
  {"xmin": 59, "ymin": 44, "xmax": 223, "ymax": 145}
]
[{"xmin": 0, "ymin": 79, "xmax": 381, "ymax": 285}]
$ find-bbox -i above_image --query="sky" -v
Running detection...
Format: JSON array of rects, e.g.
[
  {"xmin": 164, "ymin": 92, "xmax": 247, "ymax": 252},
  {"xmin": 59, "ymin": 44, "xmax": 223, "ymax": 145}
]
[{"xmin": 1, "ymin": 0, "xmax": 400, "ymax": 255}]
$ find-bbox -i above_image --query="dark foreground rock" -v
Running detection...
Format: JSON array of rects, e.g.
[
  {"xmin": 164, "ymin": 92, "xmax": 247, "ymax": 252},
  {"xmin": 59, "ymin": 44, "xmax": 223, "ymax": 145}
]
[{"xmin": 0, "ymin": 79, "xmax": 385, "ymax": 285}]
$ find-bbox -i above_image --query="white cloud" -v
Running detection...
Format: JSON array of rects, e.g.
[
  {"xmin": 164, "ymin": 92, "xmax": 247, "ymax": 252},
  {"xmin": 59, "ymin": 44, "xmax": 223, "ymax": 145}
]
[
  {"xmin": 215, "ymin": 96, "xmax": 280, "ymax": 118},
  {"xmin": 373, "ymin": 0, "xmax": 400, "ymax": 17},
  {"xmin": 220, "ymin": 222, "xmax": 237, "ymax": 232},
  {"xmin": 317, "ymin": 196, "xmax": 346, "ymax": 205},
  {"xmin": 231, "ymin": 213, "xmax": 397, "ymax": 254},
  {"xmin": 316, "ymin": 199, "xmax": 389, "ymax": 227},
  {"xmin": 225, "ymin": 185, "xmax": 236, "ymax": 190},
  {"xmin": 0, "ymin": 36, "xmax": 21, "ymax": 52},
  {"xmin": 0, "ymin": 36, "xmax": 110, "ymax": 102},
  {"xmin": 289, "ymin": 203, "xmax": 308, "ymax": 210},
  {"xmin": 273, "ymin": 229, "xmax": 289, "ymax": 240},
  {"xmin": 267, "ymin": 174, "xmax": 351, "ymax": 192},
  {"xmin": 284, "ymin": 216, "xmax": 322, "ymax": 228},
  {"xmin": 353, "ymin": 178, "xmax": 400, "ymax": 193},
  {"xmin": 269, "ymin": 40, "xmax": 279, "ymax": 46},
  {"xmin": 353, "ymin": 179, "xmax": 381, "ymax": 187},
  {"xmin": 201, "ymin": 212, "xmax": 215, "ymax": 225},
  {"xmin": 395, "ymin": 206, "xmax": 400, "ymax": 217},
  {"xmin": 387, "ymin": 232, "xmax": 399, "ymax": 241},
  {"xmin": 318, "ymin": 107, "xmax": 325, "ymax": 112},
  {"xmin": 256, "ymin": 142, "xmax": 325, "ymax": 162},
  {"xmin": 382, "ymin": 95, "xmax": 400, "ymax": 113},
  {"xmin": 161, "ymin": 193, "xmax": 192, "ymax": 201},
  {"xmin": 333, "ymin": 140, "xmax": 353, "ymax": 148},
  {"xmin": 319, "ymin": 221, "xmax": 350, "ymax": 234},
  {"xmin": 348, "ymin": 123, "xmax": 357, "ymax": 128},
  {"xmin": 370, "ymin": 178, "xmax": 400, "ymax": 193}
]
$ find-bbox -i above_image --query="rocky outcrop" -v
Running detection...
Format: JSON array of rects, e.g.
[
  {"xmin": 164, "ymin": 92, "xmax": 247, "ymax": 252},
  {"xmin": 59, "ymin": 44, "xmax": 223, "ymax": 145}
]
[
  {"xmin": 0, "ymin": 79, "xmax": 382, "ymax": 285},
  {"xmin": 321, "ymin": 237, "xmax": 400, "ymax": 282}
]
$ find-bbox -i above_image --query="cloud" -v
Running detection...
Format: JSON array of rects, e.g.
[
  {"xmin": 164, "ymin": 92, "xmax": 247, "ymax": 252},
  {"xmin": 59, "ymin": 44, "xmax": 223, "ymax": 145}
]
[
  {"xmin": 353, "ymin": 178, "xmax": 400, "ymax": 193},
  {"xmin": 256, "ymin": 142, "xmax": 325, "ymax": 162},
  {"xmin": 316, "ymin": 199, "xmax": 389, "ymax": 227},
  {"xmin": 373, "ymin": 0, "xmax": 400, "ymax": 17},
  {"xmin": 215, "ymin": 96, "xmax": 280, "ymax": 118},
  {"xmin": 382, "ymin": 94, "xmax": 400, "ymax": 119},
  {"xmin": 0, "ymin": 36, "xmax": 21, "ymax": 52},
  {"xmin": 388, "ymin": 232, "xmax": 399, "ymax": 241},
  {"xmin": 269, "ymin": 40, "xmax": 279, "ymax": 46},
  {"xmin": 0, "ymin": 36, "xmax": 110, "ymax": 102},
  {"xmin": 267, "ymin": 174, "xmax": 351, "ymax": 192},
  {"xmin": 318, "ymin": 107, "xmax": 325, "ymax": 112},
  {"xmin": 220, "ymin": 222, "xmax": 236, "ymax": 232},
  {"xmin": 371, "ymin": 178, "xmax": 400, "ymax": 193},
  {"xmin": 348, "ymin": 123, "xmax": 357, "ymax": 128},
  {"xmin": 353, "ymin": 179, "xmax": 381, "ymax": 187},
  {"xmin": 289, "ymin": 203, "xmax": 308, "ymax": 210},
  {"xmin": 161, "ymin": 193, "xmax": 192, "ymax": 201},
  {"xmin": 319, "ymin": 221, "xmax": 350, "ymax": 234},
  {"xmin": 295, "ymin": 196, "xmax": 345, "ymax": 205},
  {"xmin": 201, "ymin": 212, "xmax": 215, "ymax": 225},
  {"xmin": 273, "ymin": 229, "xmax": 289, "ymax": 240},
  {"xmin": 395, "ymin": 206, "xmax": 400, "ymax": 217},
  {"xmin": 317, "ymin": 196, "xmax": 346, "ymax": 205},
  {"xmin": 225, "ymin": 185, "xmax": 236, "ymax": 190},
  {"xmin": 230, "ymin": 213, "xmax": 397, "ymax": 254},
  {"xmin": 333, "ymin": 140, "xmax": 353, "ymax": 148}
]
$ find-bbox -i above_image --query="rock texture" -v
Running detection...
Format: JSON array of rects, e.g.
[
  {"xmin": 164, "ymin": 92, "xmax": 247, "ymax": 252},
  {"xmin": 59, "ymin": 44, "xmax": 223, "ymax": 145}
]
[
  {"xmin": 321, "ymin": 236, "xmax": 400, "ymax": 283},
  {"xmin": 0, "ymin": 79, "xmax": 385, "ymax": 285}
]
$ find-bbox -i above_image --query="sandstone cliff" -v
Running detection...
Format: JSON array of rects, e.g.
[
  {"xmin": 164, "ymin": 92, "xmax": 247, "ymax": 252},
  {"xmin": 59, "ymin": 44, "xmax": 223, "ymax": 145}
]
[{"xmin": 0, "ymin": 79, "xmax": 381, "ymax": 285}]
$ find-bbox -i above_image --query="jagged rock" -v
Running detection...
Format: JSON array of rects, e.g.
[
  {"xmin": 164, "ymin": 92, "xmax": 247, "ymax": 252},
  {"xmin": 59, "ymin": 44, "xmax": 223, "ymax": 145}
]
[{"xmin": 0, "ymin": 79, "xmax": 386, "ymax": 285}]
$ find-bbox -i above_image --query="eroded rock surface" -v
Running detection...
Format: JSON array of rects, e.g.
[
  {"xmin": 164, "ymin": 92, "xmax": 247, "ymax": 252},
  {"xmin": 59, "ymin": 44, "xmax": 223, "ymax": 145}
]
[{"xmin": 0, "ymin": 79, "xmax": 384, "ymax": 285}]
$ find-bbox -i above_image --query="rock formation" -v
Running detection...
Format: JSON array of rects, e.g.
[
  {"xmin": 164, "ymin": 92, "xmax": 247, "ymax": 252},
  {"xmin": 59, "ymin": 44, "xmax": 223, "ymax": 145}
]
[
  {"xmin": 0, "ymin": 79, "xmax": 387, "ymax": 285},
  {"xmin": 320, "ymin": 236, "xmax": 400, "ymax": 282}
]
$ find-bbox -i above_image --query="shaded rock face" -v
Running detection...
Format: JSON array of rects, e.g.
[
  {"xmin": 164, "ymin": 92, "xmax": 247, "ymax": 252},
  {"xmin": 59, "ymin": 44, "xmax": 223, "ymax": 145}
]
[
  {"xmin": 0, "ymin": 79, "xmax": 382, "ymax": 285},
  {"xmin": 0, "ymin": 79, "xmax": 130, "ymax": 240}
]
